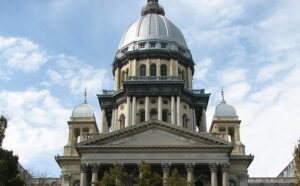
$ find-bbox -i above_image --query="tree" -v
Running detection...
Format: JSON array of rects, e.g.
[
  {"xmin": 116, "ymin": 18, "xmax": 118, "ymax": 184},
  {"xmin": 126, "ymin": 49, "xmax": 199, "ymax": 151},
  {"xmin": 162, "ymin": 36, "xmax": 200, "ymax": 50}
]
[
  {"xmin": 137, "ymin": 161, "xmax": 162, "ymax": 186},
  {"xmin": 295, "ymin": 140, "xmax": 300, "ymax": 186},
  {"xmin": 167, "ymin": 168, "xmax": 187, "ymax": 186},
  {"xmin": 99, "ymin": 163, "xmax": 130, "ymax": 186},
  {"xmin": 0, "ymin": 149, "xmax": 24, "ymax": 186}
]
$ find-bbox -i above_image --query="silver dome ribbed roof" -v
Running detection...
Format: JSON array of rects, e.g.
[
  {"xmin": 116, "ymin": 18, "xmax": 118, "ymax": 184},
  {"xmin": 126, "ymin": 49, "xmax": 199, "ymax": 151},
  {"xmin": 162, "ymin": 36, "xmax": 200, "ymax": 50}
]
[
  {"xmin": 72, "ymin": 103, "xmax": 94, "ymax": 118},
  {"xmin": 118, "ymin": 13, "xmax": 188, "ymax": 50},
  {"xmin": 214, "ymin": 102, "xmax": 237, "ymax": 117}
]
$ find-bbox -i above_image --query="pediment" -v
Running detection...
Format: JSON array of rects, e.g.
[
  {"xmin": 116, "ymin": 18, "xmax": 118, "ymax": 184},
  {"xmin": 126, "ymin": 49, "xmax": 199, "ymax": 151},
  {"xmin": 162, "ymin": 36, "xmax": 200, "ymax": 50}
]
[{"xmin": 78, "ymin": 121, "xmax": 231, "ymax": 147}]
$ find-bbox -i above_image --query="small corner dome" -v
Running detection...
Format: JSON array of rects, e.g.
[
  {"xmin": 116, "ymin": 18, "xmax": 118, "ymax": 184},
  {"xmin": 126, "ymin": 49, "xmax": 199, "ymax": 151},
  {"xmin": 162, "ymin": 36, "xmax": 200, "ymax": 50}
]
[
  {"xmin": 214, "ymin": 102, "xmax": 237, "ymax": 117},
  {"xmin": 72, "ymin": 103, "xmax": 94, "ymax": 118}
]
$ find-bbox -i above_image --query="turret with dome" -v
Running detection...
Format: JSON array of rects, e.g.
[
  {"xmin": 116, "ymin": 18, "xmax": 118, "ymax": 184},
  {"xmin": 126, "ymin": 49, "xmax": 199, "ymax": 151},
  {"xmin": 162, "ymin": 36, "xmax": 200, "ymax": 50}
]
[{"xmin": 56, "ymin": 1, "xmax": 254, "ymax": 185}]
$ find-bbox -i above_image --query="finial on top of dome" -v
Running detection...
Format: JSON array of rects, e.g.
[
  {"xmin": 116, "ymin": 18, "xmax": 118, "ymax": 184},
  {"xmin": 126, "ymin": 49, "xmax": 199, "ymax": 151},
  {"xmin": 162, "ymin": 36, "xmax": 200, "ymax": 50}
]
[
  {"xmin": 142, "ymin": 0, "xmax": 165, "ymax": 16},
  {"xmin": 84, "ymin": 88, "xmax": 87, "ymax": 104},
  {"xmin": 221, "ymin": 88, "xmax": 226, "ymax": 103}
]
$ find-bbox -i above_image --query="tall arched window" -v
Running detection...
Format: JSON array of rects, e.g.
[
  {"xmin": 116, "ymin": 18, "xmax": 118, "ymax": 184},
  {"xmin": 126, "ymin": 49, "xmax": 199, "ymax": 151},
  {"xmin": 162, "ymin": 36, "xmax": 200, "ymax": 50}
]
[
  {"xmin": 162, "ymin": 110, "xmax": 168, "ymax": 122},
  {"xmin": 139, "ymin": 110, "xmax": 145, "ymax": 123},
  {"xmin": 140, "ymin": 65, "xmax": 146, "ymax": 76},
  {"xmin": 150, "ymin": 64, "xmax": 157, "ymax": 76},
  {"xmin": 119, "ymin": 114, "xmax": 125, "ymax": 129},
  {"xmin": 160, "ymin": 64, "xmax": 167, "ymax": 76},
  {"xmin": 182, "ymin": 114, "xmax": 188, "ymax": 128}
]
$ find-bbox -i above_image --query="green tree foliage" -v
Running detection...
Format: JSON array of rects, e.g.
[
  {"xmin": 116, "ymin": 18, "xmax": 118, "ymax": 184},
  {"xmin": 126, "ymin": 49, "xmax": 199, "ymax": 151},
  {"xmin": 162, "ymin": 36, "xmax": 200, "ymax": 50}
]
[
  {"xmin": 295, "ymin": 140, "xmax": 300, "ymax": 186},
  {"xmin": 0, "ymin": 149, "xmax": 24, "ymax": 186},
  {"xmin": 99, "ymin": 163, "xmax": 129, "ymax": 186},
  {"xmin": 137, "ymin": 161, "xmax": 162, "ymax": 186},
  {"xmin": 167, "ymin": 168, "xmax": 187, "ymax": 186}
]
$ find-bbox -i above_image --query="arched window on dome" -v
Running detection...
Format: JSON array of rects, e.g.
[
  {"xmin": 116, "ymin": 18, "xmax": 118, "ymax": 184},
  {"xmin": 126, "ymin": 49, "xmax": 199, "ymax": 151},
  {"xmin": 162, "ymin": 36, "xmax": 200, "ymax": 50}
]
[
  {"xmin": 150, "ymin": 64, "xmax": 157, "ymax": 76},
  {"xmin": 160, "ymin": 64, "xmax": 167, "ymax": 76},
  {"xmin": 162, "ymin": 109, "xmax": 168, "ymax": 122},
  {"xmin": 182, "ymin": 114, "xmax": 188, "ymax": 128},
  {"xmin": 140, "ymin": 65, "xmax": 146, "ymax": 76},
  {"xmin": 119, "ymin": 114, "xmax": 125, "ymax": 129}
]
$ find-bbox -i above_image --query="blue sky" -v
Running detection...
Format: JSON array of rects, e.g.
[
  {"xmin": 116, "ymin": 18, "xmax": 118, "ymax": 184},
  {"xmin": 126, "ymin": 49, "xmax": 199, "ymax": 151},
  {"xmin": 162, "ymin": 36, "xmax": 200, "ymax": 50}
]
[{"xmin": 0, "ymin": 0, "xmax": 300, "ymax": 177}]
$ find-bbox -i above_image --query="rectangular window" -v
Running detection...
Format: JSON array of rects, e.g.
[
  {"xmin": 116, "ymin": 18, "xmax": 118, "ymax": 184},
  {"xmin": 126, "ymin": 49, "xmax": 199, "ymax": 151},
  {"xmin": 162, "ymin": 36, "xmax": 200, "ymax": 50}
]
[
  {"xmin": 161, "ymin": 43, "xmax": 167, "ymax": 48},
  {"xmin": 150, "ymin": 42, "xmax": 156, "ymax": 48},
  {"xmin": 139, "ymin": 43, "xmax": 145, "ymax": 49}
]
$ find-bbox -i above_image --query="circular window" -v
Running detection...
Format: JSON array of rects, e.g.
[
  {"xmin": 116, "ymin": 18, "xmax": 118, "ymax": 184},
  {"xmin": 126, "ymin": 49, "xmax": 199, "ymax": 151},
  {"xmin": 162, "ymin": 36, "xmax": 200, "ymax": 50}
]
[
  {"xmin": 151, "ymin": 99, "xmax": 156, "ymax": 104},
  {"xmin": 163, "ymin": 100, "xmax": 168, "ymax": 105},
  {"xmin": 139, "ymin": 100, "xmax": 144, "ymax": 105},
  {"xmin": 183, "ymin": 105, "xmax": 187, "ymax": 109}
]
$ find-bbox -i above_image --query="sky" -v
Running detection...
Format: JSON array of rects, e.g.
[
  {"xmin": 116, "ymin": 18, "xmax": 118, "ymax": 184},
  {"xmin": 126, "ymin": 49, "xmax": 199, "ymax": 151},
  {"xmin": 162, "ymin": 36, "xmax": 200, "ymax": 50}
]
[{"xmin": 0, "ymin": 0, "xmax": 300, "ymax": 178}]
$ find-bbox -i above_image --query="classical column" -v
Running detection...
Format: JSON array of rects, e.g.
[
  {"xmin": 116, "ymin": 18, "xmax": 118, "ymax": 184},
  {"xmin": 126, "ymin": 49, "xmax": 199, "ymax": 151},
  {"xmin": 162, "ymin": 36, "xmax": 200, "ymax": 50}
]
[
  {"xmin": 158, "ymin": 96, "xmax": 162, "ymax": 120},
  {"xmin": 91, "ymin": 164, "xmax": 99, "ymax": 186},
  {"xmin": 101, "ymin": 109, "xmax": 108, "ymax": 133},
  {"xmin": 162, "ymin": 163, "xmax": 170, "ymax": 186},
  {"xmin": 114, "ymin": 67, "xmax": 120, "ymax": 91},
  {"xmin": 145, "ymin": 97, "xmax": 150, "ymax": 121},
  {"xmin": 186, "ymin": 163, "xmax": 194, "ymax": 186},
  {"xmin": 171, "ymin": 96, "xmax": 175, "ymax": 125},
  {"xmin": 132, "ymin": 97, "xmax": 137, "ymax": 125},
  {"xmin": 126, "ymin": 96, "xmax": 131, "ymax": 127},
  {"xmin": 209, "ymin": 163, "xmax": 218, "ymax": 186},
  {"xmin": 234, "ymin": 126, "xmax": 241, "ymax": 144},
  {"xmin": 176, "ymin": 96, "xmax": 181, "ymax": 126},
  {"xmin": 80, "ymin": 164, "xmax": 88, "ymax": 186},
  {"xmin": 199, "ymin": 109, "xmax": 207, "ymax": 132},
  {"xmin": 221, "ymin": 163, "xmax": 229, "ymax": 186},
  {"xmin": 192, "ymin": 109, "xmax": 196, "ymax": 131},
  {"xmin": 114, "ymin": 108, "xmax": 118, "ymax": 130},
  {"xmin": 111, "ymin": 109, "xmax": 115, "ymax": 131}
]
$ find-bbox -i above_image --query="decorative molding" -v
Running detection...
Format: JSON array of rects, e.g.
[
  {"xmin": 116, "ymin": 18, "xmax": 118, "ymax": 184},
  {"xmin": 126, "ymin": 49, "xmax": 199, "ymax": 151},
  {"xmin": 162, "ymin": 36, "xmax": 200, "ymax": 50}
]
[
  {"xmin": 185, "ymin": 163, "xmax": 194, "ymax": 173},
  {"xmin": 209, "ymin": 163, "xmax": 218, "ymax": 173},
  {"xmin": 80, "ymin": 164, "xmax": 88, "ymax": 173},
  {"xmin": 221, "ymin": 163, "xmax": 230, "ymax": 172},
  {"xmin": 63, "ymin": 174, "xmax": 71, "ymax": 182},
  {"xmin": 92, "ymin": 164, "xmax": 99, "ymax": 173},
  {"xmin": 238, "ymin": 174, "xmax": 248, "ymax": 181},
  {"xmin": 162, "ymin": 163, "xmax": 170, "ymax": 173}
]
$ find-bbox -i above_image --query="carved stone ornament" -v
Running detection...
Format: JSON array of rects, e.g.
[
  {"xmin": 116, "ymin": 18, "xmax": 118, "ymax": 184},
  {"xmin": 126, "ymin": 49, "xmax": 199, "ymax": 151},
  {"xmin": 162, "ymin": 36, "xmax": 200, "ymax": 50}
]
[
  {"xmin": 186, "ymin": 163, "xmax": 194, "ymax": 173},
  {"xmin": 221, "ymin": 163, "xmax": 230, "ymax": 172},
  {"xmin": 92, "ymin": 164, "xmax": 99, "ymax": 173},
  {"xmin": 80, "ymin": 164, "xmax": 88, "ymax": 173},
  {"xmin": 209, "ymin": 163, "xmax": 218, "ymax": 173},
  {"xmin": 162, "ymin": 163, "xmax": 170, "ymax": 173},
  {"xmin": 63, "ymin": 174, "xmax": 71, "ymax": 181}
]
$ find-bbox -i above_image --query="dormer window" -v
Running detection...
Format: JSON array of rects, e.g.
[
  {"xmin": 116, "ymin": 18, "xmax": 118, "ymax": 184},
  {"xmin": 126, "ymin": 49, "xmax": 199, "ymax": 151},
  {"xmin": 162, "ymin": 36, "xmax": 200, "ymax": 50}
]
[
  {"xmin": 161, "ymin": 43, "xmax": 167, "ymax": 48},
  {"xmin": 121, "ymin": 47, "xmax": 128, "ymax": 53},
  {"xmin": 139, "ymin": 43, "xmax": 146, "ymax": 49}
]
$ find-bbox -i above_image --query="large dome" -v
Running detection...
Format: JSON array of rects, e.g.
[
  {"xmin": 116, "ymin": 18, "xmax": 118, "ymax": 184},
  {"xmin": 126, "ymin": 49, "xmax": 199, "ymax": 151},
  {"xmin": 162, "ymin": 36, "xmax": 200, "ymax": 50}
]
[{"xmin": 118, "ymin": 13, "xmax": 188, "ymax": 50}]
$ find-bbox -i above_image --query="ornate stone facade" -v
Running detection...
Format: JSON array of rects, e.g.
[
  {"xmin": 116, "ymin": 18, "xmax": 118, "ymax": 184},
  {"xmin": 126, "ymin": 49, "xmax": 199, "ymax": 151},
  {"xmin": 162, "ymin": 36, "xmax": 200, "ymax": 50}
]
[{"xmin": 55, "ymin": 1, "xmax": 295, "ymax": 186}]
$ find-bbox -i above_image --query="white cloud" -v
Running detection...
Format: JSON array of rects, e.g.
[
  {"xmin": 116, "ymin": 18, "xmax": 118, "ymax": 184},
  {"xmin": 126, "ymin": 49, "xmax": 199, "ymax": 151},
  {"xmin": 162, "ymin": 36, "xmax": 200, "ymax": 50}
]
[
  {"xmin": 218, "ymin": 68, "xmax": 247, "ymax": 85},
  {"xmin": 47, "ymin": 54, "xmax": 109, "ymax": 96},
  {"xmin": 0, "ymin": 89, "xmax": 70, "ymax": 166},
  {"xmin": 194, "ymin": 58, "xmax": 213, "ymax": 81},
  {"xmin": 0, "ymin": 37, "xmax": 48, "ymax": 72}
]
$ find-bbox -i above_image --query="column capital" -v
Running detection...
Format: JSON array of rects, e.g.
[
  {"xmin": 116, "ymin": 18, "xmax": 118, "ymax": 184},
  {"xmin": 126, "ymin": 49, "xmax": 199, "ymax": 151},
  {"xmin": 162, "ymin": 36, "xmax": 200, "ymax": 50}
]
[
  {"xmin": 221, "ymin": 163, "xmax": 230, "ymax": 172},
  {"xmin": 209, "ymin": 163, "xmax": 218, "ymax": 173},
  {"xmin": 92, "ymin": 164, "xmax": 99, "ymax": 173},
  {"xmin": 161, "ymin": 163, "xmax": 170, "ymax": 173},
  {"xmin": 185, "ymin": 163, "xmax": 194, "ymax": 173},
  {"xmin": 63, "ymin": 174, "xmax": 72, "ymax": 182},
  {"xmin": 80, "ymin": 164, "xmax": 88, "ymax": 173}
]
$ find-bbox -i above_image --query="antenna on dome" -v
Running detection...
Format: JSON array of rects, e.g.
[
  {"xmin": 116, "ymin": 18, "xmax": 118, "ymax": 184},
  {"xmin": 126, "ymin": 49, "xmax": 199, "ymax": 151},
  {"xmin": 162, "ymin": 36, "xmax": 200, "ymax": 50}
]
[
  {"xmin": 221, "ymin": 88, "xmax": 226, "ymax": 103},
  {"xmin": 84, "ymin": 88, "xmax": 87, "ymax": 104}
]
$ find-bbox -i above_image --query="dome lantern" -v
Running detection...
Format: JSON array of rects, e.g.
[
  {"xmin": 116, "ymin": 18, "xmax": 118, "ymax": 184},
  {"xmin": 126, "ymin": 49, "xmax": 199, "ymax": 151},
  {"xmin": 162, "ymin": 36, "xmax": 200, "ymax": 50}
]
[
  {"xmin": 141, "ymin": 0, "xmax": 165, "ymax": 16},
  {"xmin": 214, "ymin": 90, "xmax": 238, "ymax": 119}
]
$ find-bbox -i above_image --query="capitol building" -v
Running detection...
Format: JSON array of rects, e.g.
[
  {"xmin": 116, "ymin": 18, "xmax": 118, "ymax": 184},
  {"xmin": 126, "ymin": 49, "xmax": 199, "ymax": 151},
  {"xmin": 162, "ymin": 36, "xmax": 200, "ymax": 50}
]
[{"xmin": 54, "ymin": 1, "xmax": 296, "ymax": 186}]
